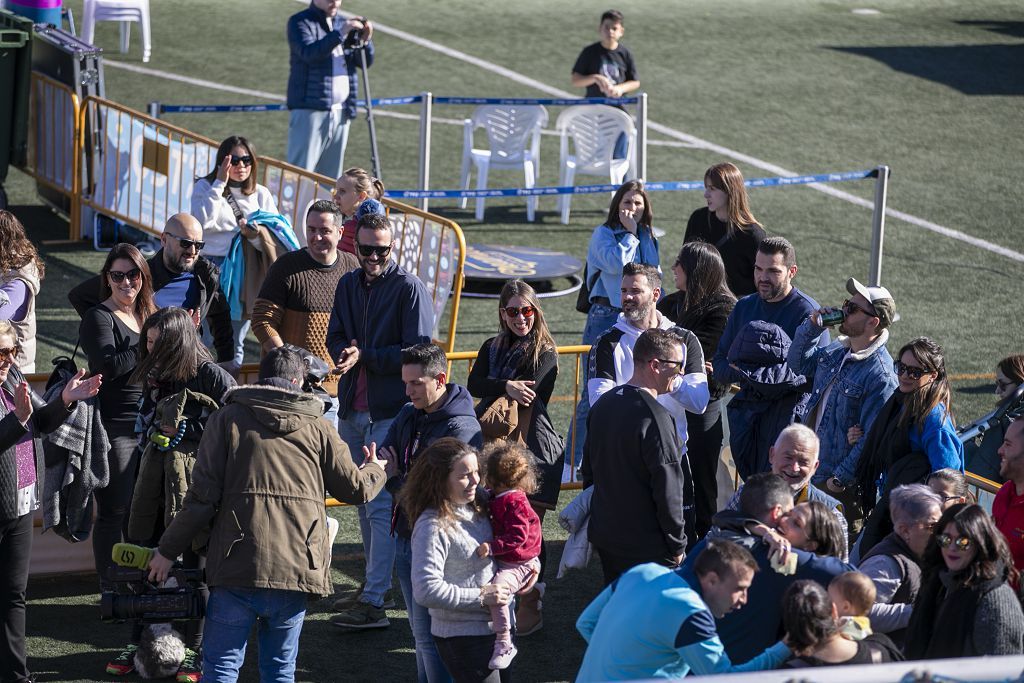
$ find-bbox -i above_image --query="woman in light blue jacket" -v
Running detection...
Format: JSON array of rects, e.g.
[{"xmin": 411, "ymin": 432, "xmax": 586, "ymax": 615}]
[{"xmin": 582, "ymin": 180, "xmax": 660, "ymax": 344}]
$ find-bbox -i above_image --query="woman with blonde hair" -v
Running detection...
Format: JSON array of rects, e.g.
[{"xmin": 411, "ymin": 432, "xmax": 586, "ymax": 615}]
[
  {"xmin": 0, "ymin": 211, "xmax": 44, "ymax": 372},
  {"xmin": 684, "ymin": 162, "xmax": 766, "ymax": 297}
]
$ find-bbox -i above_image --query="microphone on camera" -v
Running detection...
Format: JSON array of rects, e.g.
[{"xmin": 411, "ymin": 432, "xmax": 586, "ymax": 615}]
[{"xmin": 112, "ymin": 542, "xmax": 155, "ymax": 570}]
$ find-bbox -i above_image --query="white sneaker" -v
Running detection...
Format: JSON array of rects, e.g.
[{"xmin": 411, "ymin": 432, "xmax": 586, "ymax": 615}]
[{"xmin": 489, "ymin": 641, "xmax": 517, "ymax": 670}]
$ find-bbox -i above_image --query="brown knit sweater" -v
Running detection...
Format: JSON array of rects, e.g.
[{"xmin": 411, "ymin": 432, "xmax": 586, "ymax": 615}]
[{"xmin": 251, "ymin": 248, "xmax": 359, "ymax": 396}]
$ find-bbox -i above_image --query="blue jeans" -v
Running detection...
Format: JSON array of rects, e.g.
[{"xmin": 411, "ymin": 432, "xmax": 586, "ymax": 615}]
[
  {"xmin": 564, "ymin": 303, "xmax": 621, "ymax": 470},
  {"xmin": 396, "ymin": 536, "xmax": 452, "ymax": 683},
  {"xmin": 286, "ymin": 108, "xmax": 352, "ymax": 180},
  {"xmin": 323, "ymin": 395, "xmax": 340, "ymax": 429},
  {"xmin": 339, "ymin": 410, "xmax": 395, "ymax": 606},
  {"xmin": 201, "ymin": 587, "xmax": 307, "ymax": 683}
]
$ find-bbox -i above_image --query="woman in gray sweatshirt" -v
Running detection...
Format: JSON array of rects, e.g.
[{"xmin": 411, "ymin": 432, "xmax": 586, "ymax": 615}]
[{"xmin": 402, "ymin": 438, "xmax": 514, "ymax": 682}]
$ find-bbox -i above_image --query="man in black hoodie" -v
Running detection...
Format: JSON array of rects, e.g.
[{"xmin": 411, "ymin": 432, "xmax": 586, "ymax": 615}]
[{"xmin": 330, "ymin": 344, "xmax": 481, "ymax": 645}]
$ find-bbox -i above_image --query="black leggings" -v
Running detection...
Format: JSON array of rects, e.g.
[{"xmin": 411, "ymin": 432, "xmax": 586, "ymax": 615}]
[
  {"xmin": 434, "ymin": 634, "xmax": 511, "ymax": 683},
  {"xmin": 1, "ymin": 512, "xmax": 32, "ymax": 683},
  {"xmin": 93, "ymin": 429, "xmax": 140, "ymax": 588},
  {"xmin": 687, "ymin": 400, "xmax": 725, "ymax": 541}
]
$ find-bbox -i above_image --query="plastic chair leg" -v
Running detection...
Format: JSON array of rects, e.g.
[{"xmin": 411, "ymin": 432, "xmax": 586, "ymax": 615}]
[
  {"xmin": 119, "ymin": 20, "xmax": 130, "ymax": 54},
  {"xmin": 459, "ymin": 156, "xmax": 471, "ymax": 210},
  {"xmin": 474, "ymin": 163, "xmax": 489, "ymax": 221},
  {"xmin": 524, "ymin": 161, "xmax": 536, "ymax": 222},
  {"xmin": 560, "ymin": 165, "xmax": 576, "ymax": 225}
]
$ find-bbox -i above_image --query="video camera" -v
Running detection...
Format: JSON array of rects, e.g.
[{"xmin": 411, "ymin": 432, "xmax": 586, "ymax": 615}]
[
  {"xmin": 100, "ymin": 543, "xmax": 205, "ymax": 623},
  {"xmin": 283, "ymin": 344, "xmax": 335, "ymax": 414}
]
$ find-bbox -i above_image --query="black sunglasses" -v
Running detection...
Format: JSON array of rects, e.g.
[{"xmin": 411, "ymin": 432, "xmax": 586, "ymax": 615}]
[
  {"xmin": 165, "ymin": 233, "xmax": 205, "ymax": 252},
  {"xmin": 230, "ymin": 155, "xmax": 253, "ymax": 167},
  {"xmin": 843, "ymin": 299, "xmax": 877, "ymax": 318},
  {"xmin": 357, "ymin": 244, "xmax": 392, "ymax": 259},
  {"xmin": 654, "ymin": 358, "xmax": 685, "ymax": 373},
  {"xmin": 108, "ymin": 268, "xmax": 142, "ymax": 284},
  {"xmin": 894, "ymin": 360, "xmax": 931, "ymax": 381},
  {"xmin": 502, "ymin": 306, "xmax": 536, "ymax": 318}
]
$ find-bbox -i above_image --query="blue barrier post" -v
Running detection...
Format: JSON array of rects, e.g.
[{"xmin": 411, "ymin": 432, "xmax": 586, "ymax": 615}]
[
  {"xmin": 869, "ymin": 164, "xmax": 890, "ymax": 287},
  {"xmin": 419, "ymin": 91, "xmax": 432, "ymax": 212}
]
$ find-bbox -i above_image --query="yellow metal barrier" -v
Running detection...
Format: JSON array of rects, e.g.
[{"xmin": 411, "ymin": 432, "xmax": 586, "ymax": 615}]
[
  {"xmin": 19, "ymin": 72, "xmax": 81, "ymax": 239},
  {"xmin": 74, "ymin": 96, "xmax": 467, "ymax": 352}
]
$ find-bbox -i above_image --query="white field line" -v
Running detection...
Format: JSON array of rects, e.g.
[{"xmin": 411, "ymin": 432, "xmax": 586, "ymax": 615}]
[{"xmin": 109, "ymin": 44, "xmax": 1021, "ymax": 262}]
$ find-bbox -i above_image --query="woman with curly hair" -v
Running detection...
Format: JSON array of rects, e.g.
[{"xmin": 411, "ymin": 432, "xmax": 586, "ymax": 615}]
[
  {"xmin": 905, "ymin": 503, "xmax": 1024, "ymax": 658},
  {"xmin": 0, "ymin": 211, "xmax": 44, "ymax": 372}
]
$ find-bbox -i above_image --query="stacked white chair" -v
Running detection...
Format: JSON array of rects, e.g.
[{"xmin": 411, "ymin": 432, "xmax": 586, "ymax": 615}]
[
  {"xmin": 81, "ymin": 0, "xmax": 152, "ymax": 63},
  {"xmin": 459, "ymin": 105, "xmax": 548, "ymax": 222},
  {"xmin": 555, "ymin": 105, "xmax": 636, "ymax": 224}
]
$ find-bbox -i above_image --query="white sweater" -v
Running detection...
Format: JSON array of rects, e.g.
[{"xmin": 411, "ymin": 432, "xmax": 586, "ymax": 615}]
[
  {"xmin": 190, "ymin": 177, "xmax": 279, "ymax": 258},
  {"xmin": 411, "ymin": 505, "xmax": 496, "ymax": 638}
]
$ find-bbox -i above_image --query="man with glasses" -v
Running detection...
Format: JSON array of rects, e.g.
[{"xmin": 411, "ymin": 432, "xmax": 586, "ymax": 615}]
[
  {"xmin": 582, "ymin": 328, "xmax": 696, "ymax": 585},
  {"xmin": 251, "ymin": 200, "xmax": 359, "ymax": 425},
  {"xmin": 788, "ymin": 277, "xmax": 899, "ymax": 538},
  {"xmin": 326, "ymin": 212, "xmax": 434, "ymax": 629},
  {"xmin": 69, "ymin": 213, "xmax": 235, "ymax": 365}
]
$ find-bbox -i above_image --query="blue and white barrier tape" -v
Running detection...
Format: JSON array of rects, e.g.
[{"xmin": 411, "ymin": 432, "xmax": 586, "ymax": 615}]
[
  {"xmin": 385, "ymin": 169, "xmax": 876, "ymax": 200},
  {"xmin": 157, "ymin": 95, "xmax": 423, "ymax": 114},
  {"xmin": 432, "ymin": 96, "xmax": 639, "ymax": 106}
]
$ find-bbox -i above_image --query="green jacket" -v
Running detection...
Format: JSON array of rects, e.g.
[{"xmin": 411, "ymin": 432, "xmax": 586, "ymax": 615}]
[{"xmin": 158, "ymin": 382, "xmax": 385, "ymax": 596}]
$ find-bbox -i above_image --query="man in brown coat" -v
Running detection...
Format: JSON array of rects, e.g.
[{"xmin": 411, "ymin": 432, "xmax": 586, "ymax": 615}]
[{"xmin": 148, "ymin": 345, "xmax": 386, "ymax": 681}]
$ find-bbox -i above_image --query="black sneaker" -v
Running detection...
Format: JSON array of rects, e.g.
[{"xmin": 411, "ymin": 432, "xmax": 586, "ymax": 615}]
[
  {"xmin": 106, "ymin": 644, "xmax": 138, "ymax": 676},
  {"xmin": 330, "ymin": 601, "xmax": 390, "ymax": 630}
]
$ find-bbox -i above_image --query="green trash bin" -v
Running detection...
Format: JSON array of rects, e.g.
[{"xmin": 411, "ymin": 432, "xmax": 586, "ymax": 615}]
[{"xmin": 0, "ymin": 10, "xmax": 34, "ymax": 209}]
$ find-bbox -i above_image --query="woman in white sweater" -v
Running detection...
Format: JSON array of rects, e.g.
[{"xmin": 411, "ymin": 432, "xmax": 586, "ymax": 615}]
[
  {"xmin": 190, "ymin": 135, "xmax": 278, "ymax": 366},
  {"xmin": 404, "ymin": 438, "xmax": 518, "ymax": 683}
]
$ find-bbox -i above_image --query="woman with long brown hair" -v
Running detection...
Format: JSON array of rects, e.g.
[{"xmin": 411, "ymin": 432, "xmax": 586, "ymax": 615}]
[
  {"xmin": 855, "ymin": 337, "xmax": 964, "ymax": 555},
  {"xmin": 684, "ymin": 162, "xmax": 766, "ymax": 297},
  {"xmin": 964, "ymin": 353, "xmax": 1024, "ymax": 481},
  {"xmin": 0, "ymin": 211, "xmax": 45, "ymax": 373},
  {"xmin": 467, "ymin": 279, "xmax": 559, "ymax": 635},
  {"xmin": 79, "ymin": 243, "xmax": 156, "ymax": 590}
]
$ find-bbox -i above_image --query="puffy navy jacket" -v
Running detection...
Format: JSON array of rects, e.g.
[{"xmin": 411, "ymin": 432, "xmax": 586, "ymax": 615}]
[
  {"xmin": 726, "ymin": 320, "xmax": 809, "ymax": 479},
  {"xmin": 286, "ymin": 3, "xmax": 374, "ymax": 118}
]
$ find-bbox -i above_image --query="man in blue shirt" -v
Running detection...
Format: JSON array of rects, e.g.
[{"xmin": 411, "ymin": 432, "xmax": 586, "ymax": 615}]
[{"xmin": 576, "ymin": 539, "xmax": 790, "ymax": 680}]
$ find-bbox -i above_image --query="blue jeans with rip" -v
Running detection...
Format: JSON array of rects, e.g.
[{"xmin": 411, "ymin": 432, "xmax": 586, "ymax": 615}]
[
  {"xmin": 395, "ymin": 536, "xmax": 452, "ymax": 683},
  {"xmin": 339, "ymin": 410, "xmax": 395, "ymax": 607},
  {"xmin": 200, "ymin": 587, "xmax": 307, "ymax": 683}
]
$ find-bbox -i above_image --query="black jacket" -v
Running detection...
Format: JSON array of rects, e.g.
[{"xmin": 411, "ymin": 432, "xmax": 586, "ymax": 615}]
[
  {"xmin": 0, "ymin": 367, "xmax": 74, "ymax": 521},
  {"xmin": 68, "ymin": 250, "xmax": 234, "ymax": 363}
]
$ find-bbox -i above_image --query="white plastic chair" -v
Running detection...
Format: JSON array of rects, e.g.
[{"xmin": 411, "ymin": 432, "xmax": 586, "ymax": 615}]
[
  {"xmin": 81, "ymin": 0, "xmax": 152, "ymax": 63},
  {"xmin": 458, "ymin": 105, "xmax": 548, "ymax": 222},
  {"xmin": 555, "ymin": 106, "xmax": 636, "ymax": 224}
]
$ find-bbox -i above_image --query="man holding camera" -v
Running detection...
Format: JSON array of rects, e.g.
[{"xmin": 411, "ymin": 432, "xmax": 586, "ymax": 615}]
[
  {"xmin": 286, "ymin": 0, "xmax": 374, "ymax": 177},
  {"xmin": 148, "ymin": 346, "xmax": 387, "ymax": 682}
]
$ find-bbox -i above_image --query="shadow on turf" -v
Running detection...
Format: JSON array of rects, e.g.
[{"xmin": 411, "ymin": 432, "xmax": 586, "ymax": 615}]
[
  {"xmin": 957, "ymin": 20, "xmax": 1024, "ymax": 40},
  {"xmin": 828, "ymin": 43, "xmax": 1024, "ymax": 96}
]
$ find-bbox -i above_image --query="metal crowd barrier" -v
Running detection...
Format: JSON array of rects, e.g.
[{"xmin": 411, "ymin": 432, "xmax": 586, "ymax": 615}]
[{"xmin": 72, "ymin": 95, "xmax": 467, "ymax": 352}]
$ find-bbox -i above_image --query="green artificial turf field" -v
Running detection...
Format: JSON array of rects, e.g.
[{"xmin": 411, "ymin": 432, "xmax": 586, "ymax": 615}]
[{"xmin": 8, "ymin": 0, "xmax": 1023, "ymax": 680}]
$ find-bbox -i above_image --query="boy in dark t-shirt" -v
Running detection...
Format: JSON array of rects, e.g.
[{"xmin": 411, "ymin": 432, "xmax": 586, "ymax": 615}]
[{"xmin": 571, "ymin": 9, "xmax": 640, "ymax": 99}]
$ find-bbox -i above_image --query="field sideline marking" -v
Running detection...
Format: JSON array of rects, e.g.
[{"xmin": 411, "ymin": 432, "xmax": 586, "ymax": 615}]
[{"xmin": 108, "ymin": 41, "xmax": 1022, "ymax": 264}]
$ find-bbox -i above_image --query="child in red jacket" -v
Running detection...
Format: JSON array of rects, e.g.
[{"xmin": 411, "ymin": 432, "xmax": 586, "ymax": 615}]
[
  {"xmin": 332, "ymin": 167, "xmax": 385, "ymax": 255},
  {"xmin": 476, "ymin": 443, "xmax": 542, "ymax": 670}
]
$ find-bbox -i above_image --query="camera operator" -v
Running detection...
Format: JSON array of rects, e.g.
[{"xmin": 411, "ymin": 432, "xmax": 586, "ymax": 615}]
[
  {"xmin": 286, "ymin": 0, "xmax": 374, "ymax": 178},
  {"xmin": 148, "ymin": 345, "xmax": 387, "ymax": 682}
]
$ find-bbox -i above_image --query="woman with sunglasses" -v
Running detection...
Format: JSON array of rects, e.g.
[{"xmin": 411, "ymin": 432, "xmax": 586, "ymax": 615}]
[
  {"xmin": 683, "ymin": 162, "xmax": 766, "ymax": 297},
  {"xmin": 657, "ymin": 241, "xmax": 736, "ymax": 537},
  {"xmin": 78, "ymin": 243, "xmax": 157, "ymax": 587},
  {"xmin": 964, "ymin": 354, "xmax": 1024, "ymax": 482},
  {"xmin": 0, "ymin": 319, "xmax": 101, "ymax": 683},
  {"xmin": 467, "ymin": 279, "xmax": 560, "ymax": 636},
  {"xmin": 905, "ymin": 503, "xmax": 1024, "ymax": 658},
  {"xmin": 854, "ymin": 337, "xmax": 964, "ymax": 557},
  {"xmin": 192, "ymin": 135, "xmax": 279, "ymax": 367}
]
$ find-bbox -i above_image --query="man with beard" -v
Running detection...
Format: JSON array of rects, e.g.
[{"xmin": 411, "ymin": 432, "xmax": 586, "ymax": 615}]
[
  {"xmin": 588, "ymin": 262, "xmax": 709, "ymax": 456},
  {"xmin": 711, "ymin": 236, "xmax": 828, "ymax": 388},
  {"xmin": 788, "ymin": 278, "xmax": 898, "ymax": 537},
  {"xmin": 68, "ymin": 213, "xmax": 234, "ymax": 364},
  {"xmin": 582, "ymin": 329, "xmax": 696, "ymax": 584},
  {"xmin": 993, "ymin": 418, "xmax": 1024, "ymax": 575},
  {"xmin": 722, "ymin": 424, "xmax": 848, "ymax": 550}
]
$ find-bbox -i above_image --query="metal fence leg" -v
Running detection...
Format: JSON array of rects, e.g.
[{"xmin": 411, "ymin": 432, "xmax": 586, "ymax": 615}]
[{"xmin": 868, "ymin": 164, "xmax": 890, "ymax": 287}]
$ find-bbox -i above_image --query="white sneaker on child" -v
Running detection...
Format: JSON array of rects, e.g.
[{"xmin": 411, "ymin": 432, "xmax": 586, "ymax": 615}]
[{"xmin": 489, "ymin": 641, "xmax": 517, "ymax": 670}]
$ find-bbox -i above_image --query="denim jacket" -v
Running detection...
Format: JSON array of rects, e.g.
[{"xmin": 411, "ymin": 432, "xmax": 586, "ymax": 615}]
[
  {"xmin": 789, "ymin": 322, "xmax": 898, "ymax": 486},
  {"xmin": 586, "ymin": 223, "xmax": 660, "ymax": 308}
]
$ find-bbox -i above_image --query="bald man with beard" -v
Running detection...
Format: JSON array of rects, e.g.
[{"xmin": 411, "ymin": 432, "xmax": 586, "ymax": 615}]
[{"xmin": 68, "ymin": 213, "xmax": 235, "ymax": 364}]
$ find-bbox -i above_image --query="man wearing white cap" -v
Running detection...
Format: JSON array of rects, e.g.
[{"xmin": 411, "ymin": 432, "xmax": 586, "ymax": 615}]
[{"xmin": 787, "ymin": 277, "xmax": 899, "ymax": 538}]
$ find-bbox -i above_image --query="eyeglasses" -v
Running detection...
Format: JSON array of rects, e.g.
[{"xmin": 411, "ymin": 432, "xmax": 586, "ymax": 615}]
[
  {"xmin": 0, "ymin": 347, "xmax": 18, "ymax": 361},
  {"xmin": 894, "ymin": 360, "xmax": 932, "ymax": 381},
  {"xmin": 357, "ymin": 244, "xmax": 392, "ymax": 259},
  {"xmin": 843, "ymin": 299, "xmax": 877, "ymax": 318},
  {"xmin": 502, "ymin": 306, "xmax": 536, "ymax": 319},
  {"xmin": 654, "ymin": 358, "xmax": 685, "ymax": 373},
  {"xmin": 108, "ymin": 268, "xmax": 143, "ymax": 284},
  {"xmin": 229, "ymin": 155, "xmax": 253, "ymax": 167},
  {"xmin": 165, "ymin": 233, "xmax": 205, "ymax": 252},
  {"xmin": 936, "ymin": 533, "xmax": 972, "ymax": 551}
]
